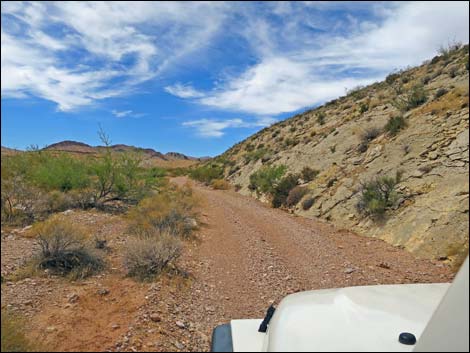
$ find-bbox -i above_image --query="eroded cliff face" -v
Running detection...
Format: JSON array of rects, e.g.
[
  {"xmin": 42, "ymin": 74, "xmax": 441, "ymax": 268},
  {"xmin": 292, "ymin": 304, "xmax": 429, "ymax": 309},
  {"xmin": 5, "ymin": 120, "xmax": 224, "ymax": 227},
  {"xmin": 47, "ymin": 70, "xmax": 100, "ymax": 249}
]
[{"xmin": 222, "ymin": 46, "xmax": 469, "ymax": 268}]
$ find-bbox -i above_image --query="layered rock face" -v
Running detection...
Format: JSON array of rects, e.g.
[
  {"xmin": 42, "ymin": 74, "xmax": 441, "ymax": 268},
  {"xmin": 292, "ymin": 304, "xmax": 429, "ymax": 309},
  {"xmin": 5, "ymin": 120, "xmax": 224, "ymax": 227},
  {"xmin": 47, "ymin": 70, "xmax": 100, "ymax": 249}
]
[{"xmin": 222, "ymin": 46, "xmax": 469, "ymax": 268}]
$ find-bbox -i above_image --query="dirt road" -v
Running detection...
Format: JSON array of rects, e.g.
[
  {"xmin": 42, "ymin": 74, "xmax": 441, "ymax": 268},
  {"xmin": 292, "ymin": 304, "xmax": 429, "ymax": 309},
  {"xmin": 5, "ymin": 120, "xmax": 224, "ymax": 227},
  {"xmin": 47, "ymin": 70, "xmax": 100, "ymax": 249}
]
[{"xmin": 1, "ymin": 177, "xmax": 453, "ymax": 352}]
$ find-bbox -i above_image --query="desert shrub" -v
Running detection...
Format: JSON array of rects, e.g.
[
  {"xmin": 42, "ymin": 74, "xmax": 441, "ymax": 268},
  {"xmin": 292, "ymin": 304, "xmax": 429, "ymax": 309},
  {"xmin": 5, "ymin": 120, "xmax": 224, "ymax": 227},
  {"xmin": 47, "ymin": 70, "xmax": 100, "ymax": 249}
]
[
  {"xmin": 358, "ymin": 127, "xmax": 382, "ymax": 153},
  {"xmin": 33, "ymin": 217, "xmax": 104, "ymax": 279},
  {"xmin": 434, "ymin": 88, "xmax": 448, "ymax": 99},
  {"xmin": 316, "ymin": 112, "xmax": 326, "ymax": 125},
  {"xmin": 356, "ymin": 173, "xmax": 402, "ymax": 218},
  {"xmin": 1, "ymin": 310, "xmax": 37, "ymax": 352},
  {"xmin": 358, "ymin": 102, "xmax": 369, "ymax": 114},
  {"xmin": 302, "ymin": 197, "xmax": 315, "ymax": 210},
  {"xmin": 421, "ymin": 75, "xmax": 431, "ymax": 85},
  {"xmin": 272, "ymin": 174, "xmax": 299, "ymax": 208},
  {"xmin": 189, "ymin": 164, "xmax": 224, "ymax": 185},
  {"xmin": 301, "ymin": 167, "xmax": 319, "ymax": 182},
  {"xmin": 393, "ymin": 84, "xmax": 428, "ymax": 111},
  {"xmin": 384, "ymin": 116, "xmax": 406, "ymax": 136},
  {"xmin": 211, "ymin": 179, "xmax": 231, "ymax": 190},
  {"xmin": 448, "ymin": 66, "xmax": 458, "ymax": 78},
  {"xmin": 127, "ymin": 186, "xmax": 197, "ymax": 239},
  {"xmin": 124, "ymin": 232, "xmax": 181, "ymax": 281},
  {"xmin": 249, "ymin": 165, "xmax": 287, "ymax": 195},
  {"xmin": 30, "ymin": 153, "xmax": 91, "ymax": 192},
  {"xmin": 286, "ymin": 186, "xmax": 308, "ymax": 207}
]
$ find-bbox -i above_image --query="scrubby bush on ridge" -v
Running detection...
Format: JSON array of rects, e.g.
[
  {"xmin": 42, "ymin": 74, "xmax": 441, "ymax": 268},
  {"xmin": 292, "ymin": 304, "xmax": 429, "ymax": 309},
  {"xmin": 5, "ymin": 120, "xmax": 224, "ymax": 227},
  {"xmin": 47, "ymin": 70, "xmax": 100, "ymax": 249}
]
[{"xmin": 356, "ymin": 172, "xmax": 402, "ymax": 218}]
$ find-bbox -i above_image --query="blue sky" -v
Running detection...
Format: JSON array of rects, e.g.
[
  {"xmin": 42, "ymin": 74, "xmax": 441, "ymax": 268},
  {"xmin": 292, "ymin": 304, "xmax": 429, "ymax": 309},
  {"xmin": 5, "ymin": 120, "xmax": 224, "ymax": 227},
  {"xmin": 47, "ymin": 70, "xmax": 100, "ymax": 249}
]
[{"xmin": 1, "ymin": 2, "xmax": 469, "ymax": 157}]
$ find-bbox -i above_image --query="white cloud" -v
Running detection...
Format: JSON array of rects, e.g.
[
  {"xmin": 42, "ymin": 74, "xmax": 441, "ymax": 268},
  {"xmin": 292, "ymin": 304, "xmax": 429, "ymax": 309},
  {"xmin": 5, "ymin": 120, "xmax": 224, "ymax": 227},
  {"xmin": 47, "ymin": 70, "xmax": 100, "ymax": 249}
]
[
  {"xmin": 164, "ymin": 83, "xmax": 204, "ymax": 98},
  {"xmin": 111, "ymin": 110, "xmax": 133, "ymax": 118},
  {"xmin": 183, "ymin": 117, "xmax": 277, "ymax": 138}
]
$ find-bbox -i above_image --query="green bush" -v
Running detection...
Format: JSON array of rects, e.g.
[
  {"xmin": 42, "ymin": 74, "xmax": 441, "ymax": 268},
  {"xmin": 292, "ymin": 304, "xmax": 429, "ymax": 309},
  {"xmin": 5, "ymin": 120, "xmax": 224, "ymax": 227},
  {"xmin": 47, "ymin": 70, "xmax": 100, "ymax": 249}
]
[
  {"xmin": 356, "ymin": 173, "xmax": 402, "ymax": 218},
  {"xmin": 272, "ymin": 174, "xmax": 299, "ymax": 208},
  {"xmin": 249, "ymin": 165, "xmax": 286, "ymax": 195},
  {"xmin": 384, "ymin": 116, "xmax": 406, "ymax": 136},
  {"xmin": 189, "ymin": 164, "xmax": 224, "ymax": 185}
]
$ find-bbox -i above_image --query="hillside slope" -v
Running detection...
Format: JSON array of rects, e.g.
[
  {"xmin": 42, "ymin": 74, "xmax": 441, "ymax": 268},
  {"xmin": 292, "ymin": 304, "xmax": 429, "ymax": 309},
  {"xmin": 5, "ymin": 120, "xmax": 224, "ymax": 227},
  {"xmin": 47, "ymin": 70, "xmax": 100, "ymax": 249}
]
[{"xmin": 220, "ymin": 45, "xmax": 469, "ymax": 268}]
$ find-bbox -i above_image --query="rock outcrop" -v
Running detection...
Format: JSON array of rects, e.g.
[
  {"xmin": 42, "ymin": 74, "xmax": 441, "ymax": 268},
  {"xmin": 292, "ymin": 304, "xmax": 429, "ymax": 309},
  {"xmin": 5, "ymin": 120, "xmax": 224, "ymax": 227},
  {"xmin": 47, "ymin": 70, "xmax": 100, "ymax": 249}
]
[{"xmin": 221, "ymin": 45, "xmax": 469, "ymax": 268}]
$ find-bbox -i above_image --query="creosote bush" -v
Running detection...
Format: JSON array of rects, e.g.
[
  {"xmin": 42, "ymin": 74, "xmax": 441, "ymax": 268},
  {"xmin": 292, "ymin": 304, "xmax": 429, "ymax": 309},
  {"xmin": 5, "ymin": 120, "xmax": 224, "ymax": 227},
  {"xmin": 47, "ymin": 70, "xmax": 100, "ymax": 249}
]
[
  {"xmin": 384, "ymin": 116, "xmax": 406, "ymax": 136},
  {"xmin": 249, "ymin": 165, "xmax": 286, "ymax": 196},
  {"xmin": 356, "ymin": 172, "xmax": 402, "ymax": 218},
  {"xmin": 127, "ymin": 185, "xmax": 198, "ymax": 239},
  {"xmin": 189, "ymin": 164, "xmax": 224, "ymax": 185},
  {"xmin": 33, "ymin": 216, "xmax": 104, "ymax": 279}
]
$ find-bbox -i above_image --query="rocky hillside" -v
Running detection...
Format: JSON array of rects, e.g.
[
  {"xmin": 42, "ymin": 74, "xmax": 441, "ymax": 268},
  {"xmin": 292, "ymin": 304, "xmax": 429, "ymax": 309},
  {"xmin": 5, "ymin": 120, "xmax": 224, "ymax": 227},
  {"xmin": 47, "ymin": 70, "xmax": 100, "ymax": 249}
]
[{"xmin": 220, "ymin": 45, "xmax": 469, "ymax": 268}]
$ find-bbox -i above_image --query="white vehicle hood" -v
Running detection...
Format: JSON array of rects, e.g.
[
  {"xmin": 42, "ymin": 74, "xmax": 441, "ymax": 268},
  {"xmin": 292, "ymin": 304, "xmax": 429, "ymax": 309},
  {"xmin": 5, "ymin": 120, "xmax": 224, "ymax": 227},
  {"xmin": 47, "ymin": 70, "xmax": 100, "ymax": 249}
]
[{"xmin": 231, "ymin": 283, "xmax": 450, "ymax": 352}]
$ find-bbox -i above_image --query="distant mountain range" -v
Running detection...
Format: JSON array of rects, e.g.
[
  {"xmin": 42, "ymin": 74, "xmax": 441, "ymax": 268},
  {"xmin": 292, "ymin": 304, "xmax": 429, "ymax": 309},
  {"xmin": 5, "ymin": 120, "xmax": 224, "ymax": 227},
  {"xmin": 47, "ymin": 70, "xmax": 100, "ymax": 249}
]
[{"xmin": 2, "ymin": 140, "xmax": 209, "ymax": 162}]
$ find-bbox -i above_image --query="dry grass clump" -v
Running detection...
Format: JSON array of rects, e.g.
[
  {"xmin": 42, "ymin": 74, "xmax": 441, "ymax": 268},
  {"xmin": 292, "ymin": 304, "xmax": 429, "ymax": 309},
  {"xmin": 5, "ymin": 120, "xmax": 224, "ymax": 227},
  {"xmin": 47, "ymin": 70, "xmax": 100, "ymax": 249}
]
[
  {"xmin": 123, "ymin": 231, "xmax": 181, "ymax": 281},
  {"xmin": 211, "ymin": 179, "xmax": 231, "ymax": 190},
  {"xmin": 12, "ymin": 216, "xmax": 104, "ymax": 281}
]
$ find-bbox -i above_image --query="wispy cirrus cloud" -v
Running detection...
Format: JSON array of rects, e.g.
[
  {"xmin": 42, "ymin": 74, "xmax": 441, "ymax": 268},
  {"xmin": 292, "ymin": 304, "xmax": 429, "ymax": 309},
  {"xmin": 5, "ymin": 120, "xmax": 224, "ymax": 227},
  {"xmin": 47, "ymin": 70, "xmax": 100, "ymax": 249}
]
[
  {"xmin": 2, "ymin": 1, "xmax": 469, "ymax": 121},
  {"xmin": 166, "ymin": 1, "xmax": 469, "ymax": 116}
]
